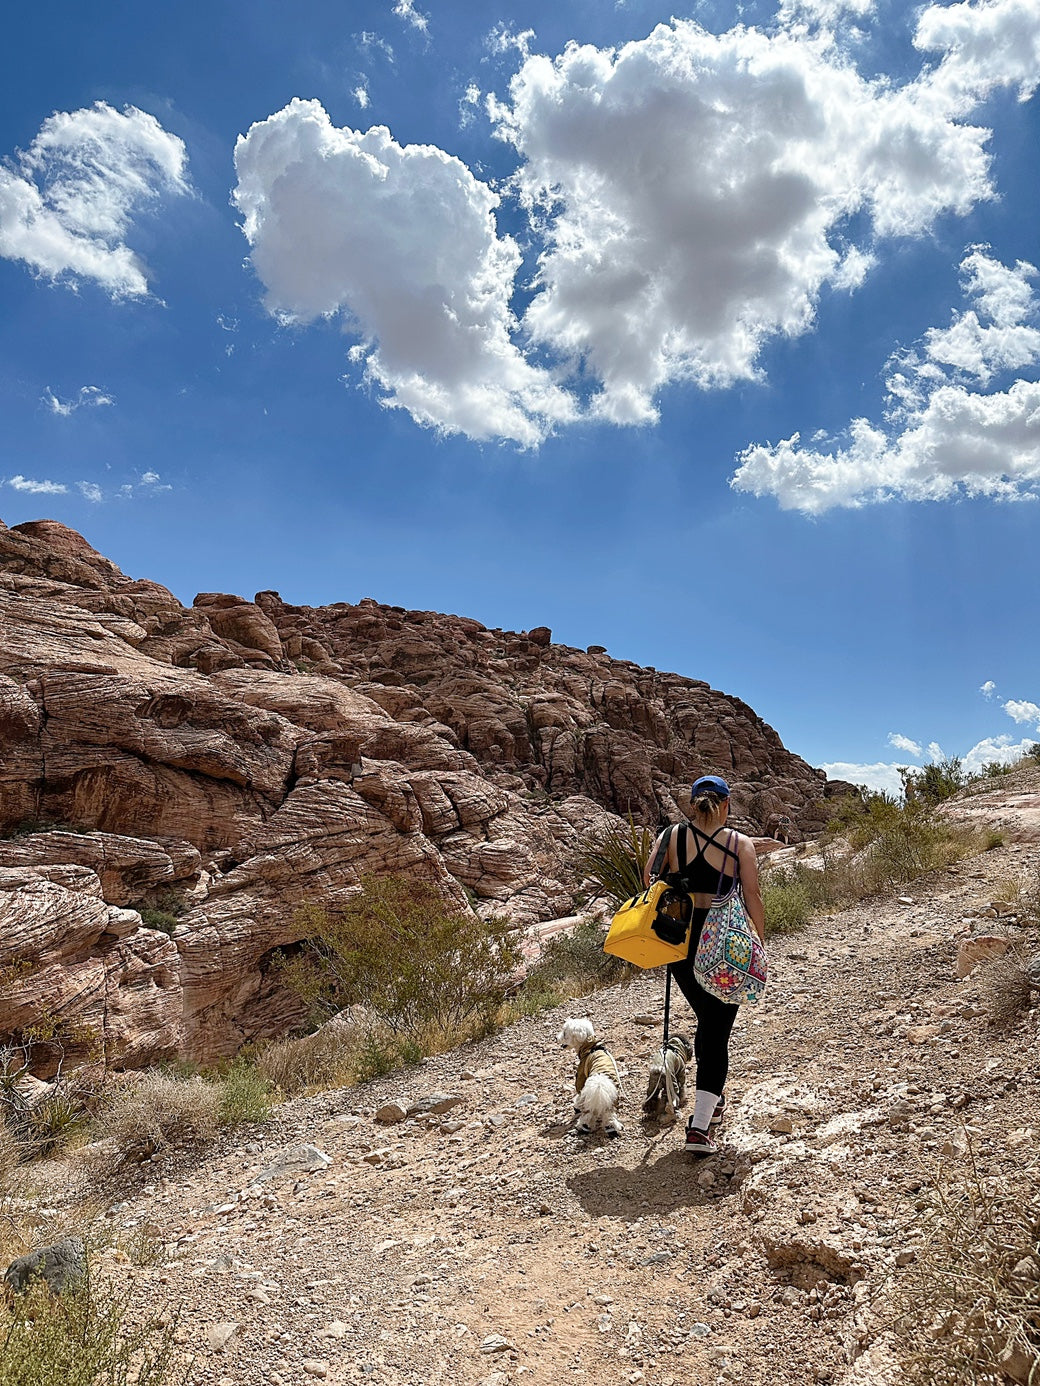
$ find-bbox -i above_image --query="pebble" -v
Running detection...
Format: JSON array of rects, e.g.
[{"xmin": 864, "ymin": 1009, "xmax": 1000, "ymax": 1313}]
[
  {"xmin": 301, "ymin": 1360, "xmax": 328, "ymax": 1378},
  {"xmin": 481, "ymin": 1334, "xmax": 514, "ymax": 1353},
  {"xmin": 374, "ymin": 1103, "xmax": 408, "ymax": 1125},
  {"xmin": 206, "ymin": 1323, "xmax": 241, "ymax": 1352}
]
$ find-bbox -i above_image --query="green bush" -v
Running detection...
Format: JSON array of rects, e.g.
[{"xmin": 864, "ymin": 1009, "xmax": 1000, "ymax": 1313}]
[
  {"xmin": 574, "ymin": 816, "xmax": 654, "ymax": 908},
  {"xmin": 899, "ymin": 757, "xmax": 966, "ymax": 806},
  {"xmin": 760, "ymin": 795, "xmax": 988, "ymax": 929},
  {"xmin": 0, "ymin": 1276, "xmax": 184, "ymax": 1386},
  {"xmin": 216, "ymin": 1061, "xmax": 274, "ymax": 1126},
  {"xmin": 521, "ymin": 918, "xmax": 631, "ymax": 1007},
  {"xmin": 761, "ymin": 865, "xmax": 830, "ymax": 936},
  {"xmin": 138, "ymin": 909, "xmax": 180, "ymax": 935},
  {"xmin": 278, "ymin": 875, "xmax": 521, "ymax": 1042},
  {"xmin": 2, "ymin": 819, "xmax": 79, "ymax": 841},
  {"xmin": 24, "ymin": 1088, "xmax": 90, "ymax": 1160}
]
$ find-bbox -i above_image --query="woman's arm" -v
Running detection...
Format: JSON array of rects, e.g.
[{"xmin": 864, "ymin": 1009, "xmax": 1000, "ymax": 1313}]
[
  {"xmin": 737, "ymin": 835, "xmax": 766, "ymax": 943},
  {"xmin": 643, "ymin": 827, "xmax": 674, "ymax": 887}
]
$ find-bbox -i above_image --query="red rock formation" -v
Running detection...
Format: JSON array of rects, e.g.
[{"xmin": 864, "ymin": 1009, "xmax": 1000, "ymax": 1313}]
[{"xmin": 0, "ymin": 516, "xmax": 834, "ymax": 1071}]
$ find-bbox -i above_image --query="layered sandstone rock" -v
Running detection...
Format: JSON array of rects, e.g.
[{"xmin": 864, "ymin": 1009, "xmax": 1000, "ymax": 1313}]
[{"xmin": 0, "ymin": 516, "xmax": 836, "ymax": 1070}]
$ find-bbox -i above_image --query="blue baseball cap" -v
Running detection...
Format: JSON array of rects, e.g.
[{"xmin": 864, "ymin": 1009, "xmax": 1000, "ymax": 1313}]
[{"xmin": 691, "ymin": 775, "xmax": 730, "ymax": 797}]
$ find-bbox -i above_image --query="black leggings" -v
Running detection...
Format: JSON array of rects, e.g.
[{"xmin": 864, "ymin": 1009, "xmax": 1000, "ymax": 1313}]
[{"xmin": 669, "ymin": 913, "xmax": 739, "ymax": 1094}]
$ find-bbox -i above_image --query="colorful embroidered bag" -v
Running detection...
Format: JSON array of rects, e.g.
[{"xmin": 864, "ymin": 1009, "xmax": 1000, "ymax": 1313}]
[{"xmin": 693, "ymin": 831, "xmax": 768, "ymax": 1005}]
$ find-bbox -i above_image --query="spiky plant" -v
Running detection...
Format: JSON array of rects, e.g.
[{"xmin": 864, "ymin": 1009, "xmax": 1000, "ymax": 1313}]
[{"xmin": 574, "ymin": 815, "xmax": 655, "ymax": 908}]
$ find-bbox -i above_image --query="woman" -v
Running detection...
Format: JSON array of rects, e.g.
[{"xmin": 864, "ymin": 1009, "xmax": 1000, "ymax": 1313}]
[{"xmin": 643, "ymin": 775, "xmax": 766, "ymax": 1156}]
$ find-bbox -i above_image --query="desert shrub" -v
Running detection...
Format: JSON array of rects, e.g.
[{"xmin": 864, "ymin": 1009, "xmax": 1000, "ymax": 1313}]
[
  {"xmin": 761, "ymin": 864, "xmax": 830, "ymax": 936},
  {"xmin": 2, "ymin": 819, "xmax": 79, "ymax": 840},
  {"xmin": 277, "ymin": 875, "xmax": 521, "ymax": 1042},
  {"xmin": 519, "ymin": 918, "xmax": 631, "ymax": 1012},
  {"xmin": 0, "ymin": 1042, "xmax": 95, "ymax": 1163},
  {"xmin": 0, "ymin": 1275, "xmax": 184, "ymax": 1386},
  {"xmin": 351, "ymin": 1030, "xmax": 408, "ymax": 1082},
  {"xmin": 138, "ymin": 890, "xmax": 189, "ymax": 936},
  {"xmin": 1024, "ymin": 742, "xmax": 1040, "ymax": 766},
  {"xmin": 138, "ymin": 909, "xmax": 180, "ymax": 935},
  {"xmin": 97, "ymin": 1072, "xmax": 220, "ymax": 1159},
  {"xmin": 573, "ymin": 816, "xmax": 654, "ymax": 908},
  {"xmin": 23, "ymin": 1086, "xmax": 90, "ymax": 1159},
  {"xmin": 215, "ymin": 1061, "xmax": 274, "ymax": 1126},
  {"xmin": 982, "ymin": 944, "xmax": 1039, "ymax": 1030},
  {"xmin": 821, "ymin": 797, "xmax": 978, "ymax": 902},
  {"xmin": 900, "ymin": 756, "xmax": 967, "ymax": 806},
  {"xmin": 254, "ymin": 1025, "xmax": 352, "ymax": 1096},
  {"xmin": 890, "ymin": 1155, "xmax": 1039, "ymax": 1386}
]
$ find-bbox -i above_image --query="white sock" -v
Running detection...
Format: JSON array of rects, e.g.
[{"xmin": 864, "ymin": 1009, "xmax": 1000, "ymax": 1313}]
[{"xmin": 692, "ymin": 1089, "xmax": 721, "ymax": 1131}]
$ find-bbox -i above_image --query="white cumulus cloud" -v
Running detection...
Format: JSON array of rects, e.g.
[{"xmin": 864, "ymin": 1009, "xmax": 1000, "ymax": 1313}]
[
  {"xmin": 43, "ymin": 384, "xmax": 115, "ymax": 416},
  {"xmin": 233, "ymin": 99, "xmax": 575, "ymax": 446},
  {"xmin": 980, "ymin": 679, "xmax": 997, "ymax": 697},
  {"xmin": 489, "ymin": 5, "xmax": 1035, "ymax": 425},
  {"xmin": 1004, "ymin": 698, "xmax": 1040, "ymax": 726},
  {"xmin": 961, "ymin": 734, "xmax": 1036, "ymax": 773},
  {"xmin": 887, "ymin": 732, "xmax": 922, "ymax": 756},
  {"xmin": 4, "ymin": 474, "xmax": 68, "ymax": 495},
  {"xmin": 820, "ymin": 760, "xmax": 906, "ymax": 796},
  {"xmin": 732, "ymin": 249, "xmax": 1040, "ymax": 510},
  {"xmin": 0, "ymin": 102, "xmax": 189, "ymax": 297},
  {"xmin": 77, "ymin": 481, "xmax": 103, "ymax": 503}
]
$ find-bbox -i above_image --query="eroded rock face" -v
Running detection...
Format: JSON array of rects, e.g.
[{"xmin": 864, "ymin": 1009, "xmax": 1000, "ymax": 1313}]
[{"xmin": 0, "ymin": 516, "xmax": 837, "ymax": 1069}]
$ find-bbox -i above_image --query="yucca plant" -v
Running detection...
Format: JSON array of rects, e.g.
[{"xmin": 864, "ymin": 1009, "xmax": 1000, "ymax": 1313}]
[{"xmin": 574, "ymin": 815, "xmax": 655, "ymax": 908}]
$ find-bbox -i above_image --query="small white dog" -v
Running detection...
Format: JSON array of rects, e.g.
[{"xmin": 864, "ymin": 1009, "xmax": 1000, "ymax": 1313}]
[
  {"xmin": 559, "ymin": 1017, "xmax": 623, "ymax": 1136},
  {"xmin": 643, "ymin": 1033, "xmax": 693, "ymax": 1121}
]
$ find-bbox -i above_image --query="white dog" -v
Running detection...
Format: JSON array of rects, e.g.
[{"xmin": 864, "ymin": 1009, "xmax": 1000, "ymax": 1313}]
[
  {"xmin": 642, "ymin": 1033, "xmax": 693, "ymax": 1121},
  {"xmin": 559, "ymin": 1018, "xmax": 623, "ymax": 1136}
]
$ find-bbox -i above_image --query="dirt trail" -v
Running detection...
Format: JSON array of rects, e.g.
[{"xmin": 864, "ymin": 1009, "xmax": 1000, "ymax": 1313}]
[{"xmin": 55, "ymin": 830, "xmax": 1040, "ymax": 1386}]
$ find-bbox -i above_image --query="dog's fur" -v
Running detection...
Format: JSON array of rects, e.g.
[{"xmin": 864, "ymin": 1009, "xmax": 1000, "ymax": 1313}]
[
  {"xmin": 558, "ymin": 1017, "xmax": 623, "ymax": 1136},
  {"xmin": 642, "ymin": 1033, "xmax": 693, "ymax": 1120}
]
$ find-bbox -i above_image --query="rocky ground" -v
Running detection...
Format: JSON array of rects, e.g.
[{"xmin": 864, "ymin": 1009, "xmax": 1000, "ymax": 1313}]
[{"xmin": 23, "ymin": 808, "xmax": 1038, "ymax": 1386}]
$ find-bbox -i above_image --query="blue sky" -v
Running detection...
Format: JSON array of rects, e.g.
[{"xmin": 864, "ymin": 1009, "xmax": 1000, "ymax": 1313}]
[{"xmin": 2, "ymin": 0, "xmax": 1039, "ymax": 793}]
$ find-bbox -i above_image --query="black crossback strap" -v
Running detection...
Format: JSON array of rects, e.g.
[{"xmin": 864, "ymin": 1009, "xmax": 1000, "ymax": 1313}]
[{"xmin": 648, "ymin": 826, "xmax": 673, "ymax": 880}]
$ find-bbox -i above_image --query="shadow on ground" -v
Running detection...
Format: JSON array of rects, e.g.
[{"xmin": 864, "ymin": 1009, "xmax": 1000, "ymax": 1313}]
[{"xmin": 567, "ymin": 1147, "xmax": 743, "ymax": 1218}]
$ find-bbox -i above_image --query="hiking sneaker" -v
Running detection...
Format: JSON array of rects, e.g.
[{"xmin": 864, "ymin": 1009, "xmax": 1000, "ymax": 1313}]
[
  {"xmin": 685, "ymin": 1123, "xmax": 719, "ymax": 1157},
  {"xmin": 710, "ymin": 1095, "xmax": 726, "ymax": 1129}
]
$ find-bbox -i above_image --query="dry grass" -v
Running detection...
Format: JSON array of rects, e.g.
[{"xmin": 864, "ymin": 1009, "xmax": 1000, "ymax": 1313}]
[
  {"xmin": 981, "ymin": 942, "xmax": 1039, "ymax": 1030},
  {"xmin": 94, "ymin": 1073, "xmax": 220, "ymax": 1162},
  {"xmin": 890, "ymin": 1149, "xmax": 1040, "ymax": 1385},
  {"xmin": 254, "ymin": 1022, "xmax": 356, "ymax": 1096}
]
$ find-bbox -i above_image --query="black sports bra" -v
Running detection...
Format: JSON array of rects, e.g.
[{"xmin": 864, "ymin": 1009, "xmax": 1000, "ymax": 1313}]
[{"xmin": 669, "ymin": 824, "xmax": 739, "ymax": 895}]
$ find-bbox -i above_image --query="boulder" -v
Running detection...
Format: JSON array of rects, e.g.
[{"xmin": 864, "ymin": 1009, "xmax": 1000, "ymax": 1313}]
[{"xmin": 5, "ymin": 1237, "xmax": 86, "ymax": 1295}]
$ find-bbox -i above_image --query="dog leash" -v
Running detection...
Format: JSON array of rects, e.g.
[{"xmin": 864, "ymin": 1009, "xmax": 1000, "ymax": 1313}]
[{"xmin": 663, "ymin": 965, "xmax": 672, "ymax": 1046}]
